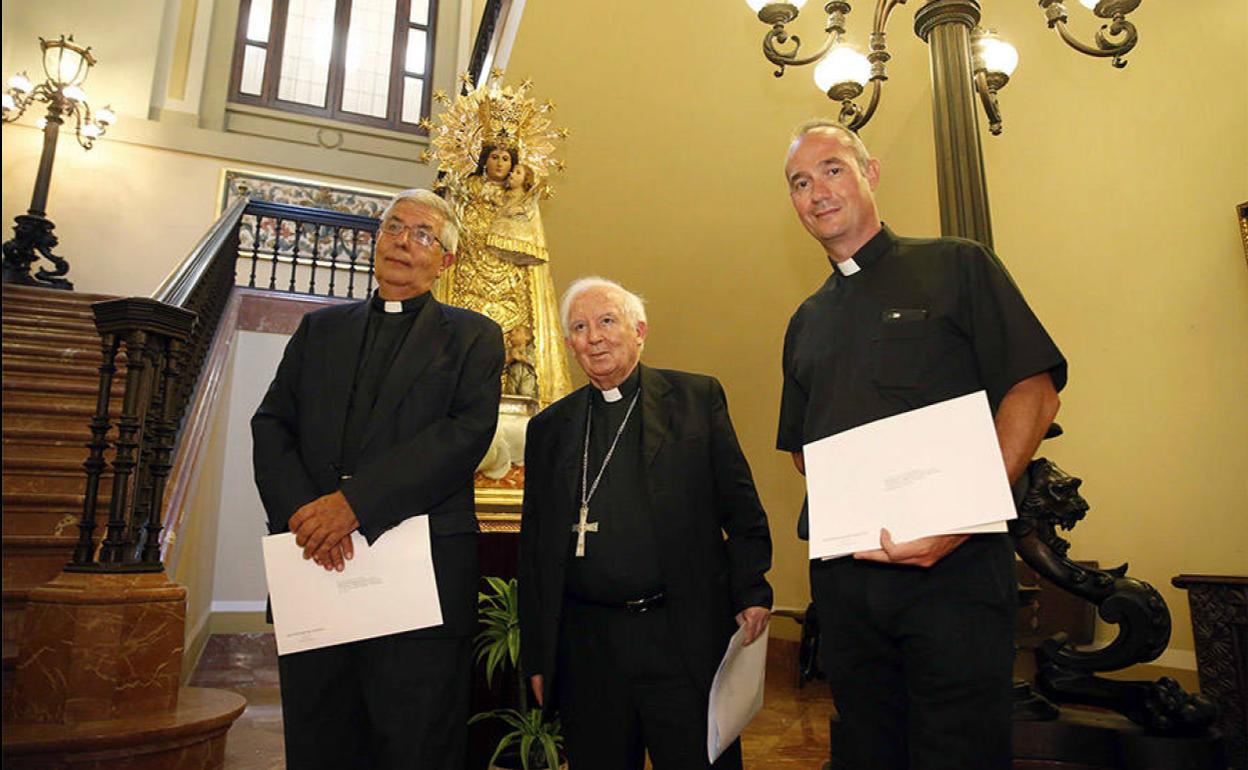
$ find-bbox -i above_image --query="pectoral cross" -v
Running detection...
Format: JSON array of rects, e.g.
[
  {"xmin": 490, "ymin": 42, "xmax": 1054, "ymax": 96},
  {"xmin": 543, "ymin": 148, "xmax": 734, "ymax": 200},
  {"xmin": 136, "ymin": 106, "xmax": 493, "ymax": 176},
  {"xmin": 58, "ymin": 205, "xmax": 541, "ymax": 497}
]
[{"xmin": 572, "ymin": 504, "xmax": 598, "ymax": 557}]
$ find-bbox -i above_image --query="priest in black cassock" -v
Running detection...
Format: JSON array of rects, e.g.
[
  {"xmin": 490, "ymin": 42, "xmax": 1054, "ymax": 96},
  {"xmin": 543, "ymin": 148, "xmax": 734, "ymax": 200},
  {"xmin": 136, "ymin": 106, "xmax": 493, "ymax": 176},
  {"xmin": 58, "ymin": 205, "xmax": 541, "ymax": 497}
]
[
  {"xmin": 518, "ymin": 277, "xmax": 773, "ymax": 770},
  {"xmin": 251, "ymin": 188, "xmax": 503, "ymax": 770},
  {"xmin": 778, "ymin": 121, "xmax": 1064, "ymax": 770}
]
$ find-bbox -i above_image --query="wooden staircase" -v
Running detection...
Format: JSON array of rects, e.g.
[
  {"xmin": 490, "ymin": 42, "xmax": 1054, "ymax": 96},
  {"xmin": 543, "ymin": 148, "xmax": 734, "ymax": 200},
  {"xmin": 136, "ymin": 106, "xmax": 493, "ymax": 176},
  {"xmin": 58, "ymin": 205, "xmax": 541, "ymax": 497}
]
[{"xmin": 1, "ymin": 284, "xmax": 117, "ymax": 683}]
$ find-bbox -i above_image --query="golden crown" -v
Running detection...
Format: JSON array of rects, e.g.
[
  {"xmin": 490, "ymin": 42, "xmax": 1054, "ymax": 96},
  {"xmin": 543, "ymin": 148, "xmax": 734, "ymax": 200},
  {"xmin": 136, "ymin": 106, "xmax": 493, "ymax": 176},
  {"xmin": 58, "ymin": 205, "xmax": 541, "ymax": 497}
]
[{"xmin": 419, "ymin": 72, "xmax": 568, "ymax": 197}]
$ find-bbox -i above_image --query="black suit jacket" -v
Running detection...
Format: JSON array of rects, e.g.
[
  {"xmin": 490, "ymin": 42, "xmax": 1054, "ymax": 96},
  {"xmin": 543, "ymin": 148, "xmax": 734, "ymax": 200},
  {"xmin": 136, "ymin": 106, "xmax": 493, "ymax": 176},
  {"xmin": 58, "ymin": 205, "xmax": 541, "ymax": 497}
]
[
  {"xmin": 252, "ymin": 298, "xmax": 504, "ymax": 637},
  {"xmin": 518, "ymin": 364, "xmax": 772, "ymax": 703}
]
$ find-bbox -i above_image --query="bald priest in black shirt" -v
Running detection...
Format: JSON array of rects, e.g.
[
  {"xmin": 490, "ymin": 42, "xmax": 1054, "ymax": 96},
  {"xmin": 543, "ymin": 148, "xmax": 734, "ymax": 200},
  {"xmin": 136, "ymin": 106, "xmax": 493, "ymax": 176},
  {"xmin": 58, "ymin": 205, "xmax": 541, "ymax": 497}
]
[
  {"xmin": 778, "ymin": 121, "xmax": 1066, "ymax": 770},
  {"xmin": 252, "ymin": 188, "xmax": 503, "ymax": 770},
  {"xmin": 518, "ymin": 277, "xmax": 774, "ymax": 770}
]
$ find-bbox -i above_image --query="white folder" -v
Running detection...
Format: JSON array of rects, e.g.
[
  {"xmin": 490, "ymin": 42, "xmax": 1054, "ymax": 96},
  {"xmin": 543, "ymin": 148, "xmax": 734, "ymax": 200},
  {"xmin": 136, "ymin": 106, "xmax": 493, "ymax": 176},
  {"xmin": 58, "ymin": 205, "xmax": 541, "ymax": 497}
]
[
  {"xmin": 707, "ymin": 625, "xmax": 769, "ymax": 762},
  {"xmin": 804, "ymin": 390, "xmax": 1016, "ymax": 560},
  {"xmin": 262, "ymin": 515, "xmax": 442, "ymax": 655}
]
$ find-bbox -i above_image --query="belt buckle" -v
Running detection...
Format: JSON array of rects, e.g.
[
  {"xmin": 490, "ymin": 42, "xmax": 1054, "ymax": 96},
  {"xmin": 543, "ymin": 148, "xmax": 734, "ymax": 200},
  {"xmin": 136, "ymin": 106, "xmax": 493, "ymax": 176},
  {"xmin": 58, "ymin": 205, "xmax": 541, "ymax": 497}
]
[{"xmin": 625, "ymin": 592, "xmax": 663, "ymax": 614}]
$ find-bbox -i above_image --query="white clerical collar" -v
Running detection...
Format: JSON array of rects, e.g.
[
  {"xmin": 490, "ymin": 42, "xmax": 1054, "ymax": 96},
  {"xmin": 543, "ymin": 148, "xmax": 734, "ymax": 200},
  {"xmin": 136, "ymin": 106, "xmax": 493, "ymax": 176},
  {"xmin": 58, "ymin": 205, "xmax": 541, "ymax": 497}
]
[
  {"xmin": 836, "ymin": 257, "xmax": 862, "ymax": 276},
  {"xmin": 600, "ymin": 386, "xmax": 623, "ymax": 403},
  {"xmin": 383, "ymin": 300, "xmax": 404, "ymax": 314}
]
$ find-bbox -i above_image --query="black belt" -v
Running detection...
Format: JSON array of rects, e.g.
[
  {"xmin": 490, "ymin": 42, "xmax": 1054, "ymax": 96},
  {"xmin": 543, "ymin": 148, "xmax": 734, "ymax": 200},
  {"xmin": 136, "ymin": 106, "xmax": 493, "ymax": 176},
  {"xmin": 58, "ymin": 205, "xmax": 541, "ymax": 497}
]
[{"xmin": 569, "ymin": 591, "xmax": 666, "ymax": 614}]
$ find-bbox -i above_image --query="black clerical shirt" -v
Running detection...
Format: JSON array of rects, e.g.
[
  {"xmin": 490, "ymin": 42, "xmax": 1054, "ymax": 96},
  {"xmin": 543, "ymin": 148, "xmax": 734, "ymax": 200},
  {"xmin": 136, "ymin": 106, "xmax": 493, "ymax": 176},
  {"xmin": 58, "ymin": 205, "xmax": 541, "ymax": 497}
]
[
  {"xmin": 777, "ymin": 226, "xmax": 1066, "ymax": 537},
  {"xmin": 564, "ymin": 366, "xmax": 664, "ymax": 603},
  {"xmin": 337, "ymin": 291, "xmax": 430, "ymax": 477}
]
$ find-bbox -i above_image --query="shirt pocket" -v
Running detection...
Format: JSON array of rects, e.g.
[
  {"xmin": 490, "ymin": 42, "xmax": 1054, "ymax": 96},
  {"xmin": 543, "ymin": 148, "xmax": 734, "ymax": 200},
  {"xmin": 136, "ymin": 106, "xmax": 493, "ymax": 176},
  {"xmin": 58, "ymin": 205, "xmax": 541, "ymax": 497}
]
[{"xmin": 871, "ymin": 313, "xmax": 931, "ymax": 389}]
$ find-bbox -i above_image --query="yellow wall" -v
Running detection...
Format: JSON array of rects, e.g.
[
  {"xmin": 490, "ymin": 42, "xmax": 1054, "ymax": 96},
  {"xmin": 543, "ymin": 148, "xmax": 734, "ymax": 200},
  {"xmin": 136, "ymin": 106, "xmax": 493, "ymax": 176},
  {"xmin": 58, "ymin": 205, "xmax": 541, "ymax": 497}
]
[
  {"xmin": 0, "ymin": 125, "xmax": 407, "ymax": 297},
  {"xmin": 504, "ymin": 0, "xmax": 1248, "ymax": 653}
]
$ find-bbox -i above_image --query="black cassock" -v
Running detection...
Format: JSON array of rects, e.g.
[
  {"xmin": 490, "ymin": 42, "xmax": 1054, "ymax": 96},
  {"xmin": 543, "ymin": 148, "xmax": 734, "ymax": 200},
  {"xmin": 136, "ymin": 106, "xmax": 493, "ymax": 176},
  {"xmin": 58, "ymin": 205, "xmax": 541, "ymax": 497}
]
[
  {"xmin": 252, "ymin": 292, "xmax": 503, "ymax": 770},
  {"xmin": 520, "ymin": 364, "xmax": 773, "ymax": 770}
]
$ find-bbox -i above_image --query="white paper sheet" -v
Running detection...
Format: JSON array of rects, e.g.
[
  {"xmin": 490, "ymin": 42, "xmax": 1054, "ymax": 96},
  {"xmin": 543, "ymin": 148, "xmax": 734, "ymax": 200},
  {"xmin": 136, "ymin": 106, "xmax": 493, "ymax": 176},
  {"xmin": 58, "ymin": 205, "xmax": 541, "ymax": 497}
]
[
  {"xmin": 261, "ymin": 516, "xmax": 442, "ymax": 656},
  {"xmin": 707, "ymin": 625, "xmax": 769, "ymax": 763},
  {"xmin": 804, "ymin": 390, "xmax": 1016, "ymax": 560}
]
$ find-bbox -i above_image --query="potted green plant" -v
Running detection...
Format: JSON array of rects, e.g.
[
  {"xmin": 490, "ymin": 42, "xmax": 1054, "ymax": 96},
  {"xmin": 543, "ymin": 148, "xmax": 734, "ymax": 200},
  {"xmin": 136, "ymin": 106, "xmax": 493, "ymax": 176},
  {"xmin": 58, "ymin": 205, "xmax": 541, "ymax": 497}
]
[{"xmin": 470, "ymin": 576, "xmax": 565, "ymax": 770}]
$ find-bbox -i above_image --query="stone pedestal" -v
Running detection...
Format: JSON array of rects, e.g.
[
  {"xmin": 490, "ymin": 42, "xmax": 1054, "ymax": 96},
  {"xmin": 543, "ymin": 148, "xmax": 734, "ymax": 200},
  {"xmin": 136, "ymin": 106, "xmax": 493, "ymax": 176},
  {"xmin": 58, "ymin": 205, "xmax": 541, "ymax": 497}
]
[
  {"xmin": 8, "ymin": 571, "xmax": 185, "ymax": 724},
  {"xmin": 3, "ymin": 686, "xmax": 245, "ymax": 770},
  {"xmin": 3, "ymin": 571, "xmax": 245, "ymax": 770}
]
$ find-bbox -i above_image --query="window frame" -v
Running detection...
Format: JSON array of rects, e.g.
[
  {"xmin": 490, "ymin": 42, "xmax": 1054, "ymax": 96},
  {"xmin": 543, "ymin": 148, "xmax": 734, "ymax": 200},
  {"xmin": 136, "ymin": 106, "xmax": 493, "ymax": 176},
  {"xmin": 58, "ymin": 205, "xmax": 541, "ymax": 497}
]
[{"xmin": 228, "ymin": 0, "xmax": 438, "ymax": 135}]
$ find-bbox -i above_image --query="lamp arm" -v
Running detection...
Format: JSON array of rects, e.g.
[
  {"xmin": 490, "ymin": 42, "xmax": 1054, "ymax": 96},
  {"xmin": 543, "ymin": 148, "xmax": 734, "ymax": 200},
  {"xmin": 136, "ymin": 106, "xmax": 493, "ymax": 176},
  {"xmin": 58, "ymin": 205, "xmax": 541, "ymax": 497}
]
[
  {"xmin": 74, "ymin": 102, "xmax": 96, "ymax": 150},
  {"xmin": 763, "ymin": 26, "xmax": 839, "ymax": 76},
  {"xmin": 840, "ymin": 0, "xmax": 904, "ymax": 131},
  {"xmin": 1040, "ymin": 2, "xmax": 1139, "ymax": 68},
  {"xmin": 844, "ymin": 77, "xmax": 882, "ymax": 130},
  {"xmin": 3, "ymin": 95, "xmax": 32, "ymax": 123},
  {"xmin": 973, "ymin": 70, "xmax": 1003, "ymax": 136},
  {"xmin": 872, "ymin": 0, "xmax": 908, "ymax": 34}
]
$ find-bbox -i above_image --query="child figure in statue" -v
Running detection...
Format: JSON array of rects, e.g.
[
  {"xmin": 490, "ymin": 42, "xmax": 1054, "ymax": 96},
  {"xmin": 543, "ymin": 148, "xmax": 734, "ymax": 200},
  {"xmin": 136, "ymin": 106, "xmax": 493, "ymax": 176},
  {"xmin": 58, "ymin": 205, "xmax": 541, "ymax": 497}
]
[{"xmin": 434, "ymin": 143, "xmax": 570, "ymax": 407}]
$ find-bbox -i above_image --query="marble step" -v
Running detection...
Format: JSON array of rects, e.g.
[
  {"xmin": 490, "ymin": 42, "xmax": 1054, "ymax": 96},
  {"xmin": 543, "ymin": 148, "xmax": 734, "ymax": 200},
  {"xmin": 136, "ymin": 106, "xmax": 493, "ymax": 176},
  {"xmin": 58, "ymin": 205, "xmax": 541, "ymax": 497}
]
[
  {"xmin": 2, "ymin": 391, "xmax": 100, "ymax": 417},
  {"xmin": 2, "ymin": 490, "xmax": 97, "ymax": 516},
  {"xmin": 1, "ymin": 536, "xmax": 81, "ymax": 642},
  {"xmin": 1, "ymin": 327, "xmax": 102, "ymax": 350},
  {"xmin": 0, "ymin": 285, "xmax": 113, "ymax": 310},
  {"xmin": 2, "ymin": 415, "xmax": 102, "ymax": 451},
  {"xmin": 1, "ymin": 439, "xmax": 111, "ymax": 465},
  {"xmin": 1, "ymin": 339, "xmax": 103, "ymax": 363},
  {"xmin": 1, "ymin": 310, "xmax": 98, "ymax": 331},
  {"xmin": 2, "ymin": 354, "xmax": 111, "ymax": 380},
  {"xmin": 2, "ymin": 425, "xmax": 112, "ymax": 450},
  {"xmin": 1, "ymin": 303, "xmax": 97, "ymax": 324},
  {"xmin": 3, "ymin": 373, "xmax": 125, "ymax": 398},
  {"xmin": 2, "ymin": 460, "xmax": 111, "ymax": 497},
  {"xmin": 1, "ymin": 686, "xmax": 246, "ymax": 769}
]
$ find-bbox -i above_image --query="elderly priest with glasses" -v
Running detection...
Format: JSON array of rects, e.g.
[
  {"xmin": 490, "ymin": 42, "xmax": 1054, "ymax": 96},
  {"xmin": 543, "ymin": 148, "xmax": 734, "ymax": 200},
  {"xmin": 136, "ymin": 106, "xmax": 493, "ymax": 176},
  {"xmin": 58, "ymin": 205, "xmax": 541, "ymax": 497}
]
[
  {"xmin": 518, "ymin": 276, "xmax": 774, "ymax": 770},
  {"xmin": 252, "ymin": 188, "xmax": 503, "ymax": 770}
]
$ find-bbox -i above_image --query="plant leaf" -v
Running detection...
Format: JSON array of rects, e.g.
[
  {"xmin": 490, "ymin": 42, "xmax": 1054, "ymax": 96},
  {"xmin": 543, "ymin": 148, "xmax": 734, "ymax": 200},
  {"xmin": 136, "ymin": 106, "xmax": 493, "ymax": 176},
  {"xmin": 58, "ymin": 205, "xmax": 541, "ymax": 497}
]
[{"xmin": 489, "ymin": 732, "xmax": 518, "ymax": 767}]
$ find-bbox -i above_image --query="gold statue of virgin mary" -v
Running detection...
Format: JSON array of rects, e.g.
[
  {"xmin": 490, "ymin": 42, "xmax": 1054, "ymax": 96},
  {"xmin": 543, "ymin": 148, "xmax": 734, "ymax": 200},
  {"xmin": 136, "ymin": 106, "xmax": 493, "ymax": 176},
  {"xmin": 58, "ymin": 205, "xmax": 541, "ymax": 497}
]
[{"xmin": 423, "ymin": 77, "xmax": 571, "ymax": 409}]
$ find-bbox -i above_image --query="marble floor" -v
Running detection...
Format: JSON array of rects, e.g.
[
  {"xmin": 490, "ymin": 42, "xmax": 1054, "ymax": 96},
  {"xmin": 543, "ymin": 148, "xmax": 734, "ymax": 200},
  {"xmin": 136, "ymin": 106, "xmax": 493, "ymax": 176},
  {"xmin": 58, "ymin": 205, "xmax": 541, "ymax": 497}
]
[{"xmin": 190, "ymin": 633, "xmax": 835, "ymax": 769}]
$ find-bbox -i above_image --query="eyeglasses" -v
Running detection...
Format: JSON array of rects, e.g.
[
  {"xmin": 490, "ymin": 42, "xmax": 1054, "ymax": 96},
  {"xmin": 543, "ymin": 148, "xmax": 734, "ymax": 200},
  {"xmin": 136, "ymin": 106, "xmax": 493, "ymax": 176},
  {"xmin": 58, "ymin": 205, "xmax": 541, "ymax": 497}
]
[{"xmin": 380, "ymin": 218, "xmax": 444, "ymax": 249}]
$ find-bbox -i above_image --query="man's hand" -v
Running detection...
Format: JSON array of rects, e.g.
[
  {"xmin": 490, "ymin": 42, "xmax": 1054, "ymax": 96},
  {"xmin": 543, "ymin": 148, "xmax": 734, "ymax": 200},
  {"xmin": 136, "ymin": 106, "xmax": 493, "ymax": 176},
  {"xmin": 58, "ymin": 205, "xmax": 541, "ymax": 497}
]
[
  {"xmin": 853, "ymin": 529, "xmax": 968, "ymax": 568},
  {"xmin": 735, "ymin": 606, "xmax": 771, "ymax": 646},
  {"xmin": 289, "ymin": 491, "xmax": 360, "ymax": 568},
  {"xmin": 530, "ymin": 675, "xmax": 544, "ymax": 707},
  {"xmin": 313, "ymin": 535, "xmax": 355, "ymax": 572}
]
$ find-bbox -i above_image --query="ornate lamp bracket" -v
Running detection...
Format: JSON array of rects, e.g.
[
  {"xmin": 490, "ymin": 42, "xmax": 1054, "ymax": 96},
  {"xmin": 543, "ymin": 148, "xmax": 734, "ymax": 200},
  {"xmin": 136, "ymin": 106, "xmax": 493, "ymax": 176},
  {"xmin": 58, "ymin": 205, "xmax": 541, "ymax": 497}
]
[
  {"xmin": 1039, "ymin": 0, "xmax": 1140, "ymax": 69},
  {"xmin": 758, "ymin": 0, "xmax": 905, "ymax": 131},
  {"xmin": 970, "ymin": 27, "xmax": 1009, "ymax": 135},
  {"xmin": 761, "ymin": 2, "xmax": 850, "ymax": 77}
]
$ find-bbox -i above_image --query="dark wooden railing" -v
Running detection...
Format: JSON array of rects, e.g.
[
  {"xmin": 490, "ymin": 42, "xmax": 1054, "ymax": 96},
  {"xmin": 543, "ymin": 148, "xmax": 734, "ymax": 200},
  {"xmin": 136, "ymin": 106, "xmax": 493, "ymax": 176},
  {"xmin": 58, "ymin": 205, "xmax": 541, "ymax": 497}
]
[
  {"xmin": 68, "ymin": 198, "xmax": 379, "ymax": 571},
  {"xmin": 238, "ymin": 199, "xmax": 379, "ymax": 299}
]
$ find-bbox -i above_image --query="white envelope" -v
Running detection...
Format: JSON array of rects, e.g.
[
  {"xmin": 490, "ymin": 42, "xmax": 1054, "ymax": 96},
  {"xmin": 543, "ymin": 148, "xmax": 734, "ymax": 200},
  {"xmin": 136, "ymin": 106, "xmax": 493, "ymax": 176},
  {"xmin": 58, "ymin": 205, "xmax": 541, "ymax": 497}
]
[
  {"xmin": 262, "ymin": 515, "xmax": 442, "ymax": 655},
  {"xmin": 707, "ymin": 625, "xmax": 769, "ymax": 762},
  {"xmin": 804, "ymin": 390, "xmax": 1016, "ymax": 560}
]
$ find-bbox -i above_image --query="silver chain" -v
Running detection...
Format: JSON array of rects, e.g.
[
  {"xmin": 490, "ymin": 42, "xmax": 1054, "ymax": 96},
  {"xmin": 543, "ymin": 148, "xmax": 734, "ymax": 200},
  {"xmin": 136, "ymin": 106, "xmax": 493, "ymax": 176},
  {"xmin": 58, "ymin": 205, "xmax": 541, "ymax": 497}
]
[{"xmin": 581, "ymin": 390, "xmax": 641, "ymax": 510}]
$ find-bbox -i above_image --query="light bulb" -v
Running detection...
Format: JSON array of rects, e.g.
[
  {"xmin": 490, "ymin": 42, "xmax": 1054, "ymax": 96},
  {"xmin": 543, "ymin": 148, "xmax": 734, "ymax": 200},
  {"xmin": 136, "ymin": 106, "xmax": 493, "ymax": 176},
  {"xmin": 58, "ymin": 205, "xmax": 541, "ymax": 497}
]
[
  {"xmin": 975, "ymin": 35, "xmax": 1018, "ymax": 77},
  {"xmin": 35, "ymin": 116, "xmax": 47, "ymax": 129},
  {"xmin": 96, "ymin": 105, "xmax": 116, "ymax": 126},
  {"xmin": 1078, "ymin": 0, "xmax": 1098, "ymax": 9},
  {"xmin": 63, "ymin": 84, "xmax": 86, "ymax": 102},
  {"xmin": 814, "ymin": 45, "xmax": 870, "ymax": 94},
  {"xmin": 8, "ymin": 73, "xmax": 33, "ymax": 94},
  {"xmin": 2, "ymin": 93, "xmax": 14, "ymax": 112},
  {"xmin": 82, "ymin": 122, "xmax": 101, "ymax": 139}
]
